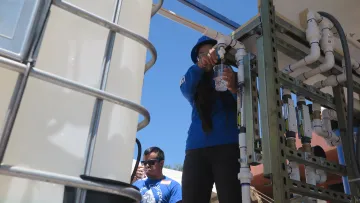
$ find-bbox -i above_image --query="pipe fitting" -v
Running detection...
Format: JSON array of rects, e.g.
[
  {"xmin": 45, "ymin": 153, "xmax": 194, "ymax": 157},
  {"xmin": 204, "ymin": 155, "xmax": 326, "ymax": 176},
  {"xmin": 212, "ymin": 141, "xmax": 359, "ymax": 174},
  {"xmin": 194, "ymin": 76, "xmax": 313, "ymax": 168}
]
[
  {"xmin": 288, "ymin": 161, "xmax": 300, "ymax": 181},
  {"xmin": 315, "ymin": 169, "xmax": 327, "ymax": 184},
  {"xmin": 306, "ymin": 11, "xmax": 321, "ymax": 44},
  {"xmin": 238, "ymin": 168, "xmax": 253, "ymax": 184},
  {"xmin": 236, "ymin": 48, "xmax": 247, "ymax": 86},
  {"xmin": 204, "ymin": 28, "xmax": 245, "ymax": 50},
  {"xmin": 322, "ymin": 109, "xmax": 337, "ymax": 121},
  {"xmin": 283, "ymin": 88, "xmax": 291, "ymax": 96},
  {"xmin": 342, "ymin": 58, "xmax": 360, "ymax": 75},
  {"xmin": 312, "ymin": 108, "xmax": 341, "ymax": 146},
  {"xmin": 313, "ymin": 74, "xmax": 346, "ymax": 88}
]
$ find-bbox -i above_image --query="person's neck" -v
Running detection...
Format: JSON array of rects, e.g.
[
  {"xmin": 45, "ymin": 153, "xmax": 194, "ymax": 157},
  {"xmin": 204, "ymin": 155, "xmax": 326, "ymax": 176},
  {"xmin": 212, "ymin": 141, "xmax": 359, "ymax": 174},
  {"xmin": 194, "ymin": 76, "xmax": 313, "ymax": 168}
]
[{"xmin": 147, "ymin": 173, "xmax": 164, "ymax": 180}]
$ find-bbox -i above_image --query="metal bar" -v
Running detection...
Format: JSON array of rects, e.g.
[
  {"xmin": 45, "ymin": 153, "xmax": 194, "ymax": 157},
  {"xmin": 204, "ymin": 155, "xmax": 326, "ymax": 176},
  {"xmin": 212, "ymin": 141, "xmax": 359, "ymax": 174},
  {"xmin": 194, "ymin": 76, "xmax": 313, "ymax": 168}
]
[
  {"xmin": 289, "ymin": 180, "xmax": 352, "ymax": 202},
  {"xmin": 151, "ymin": 0, "xmax": 164, "ymax": 17},
  {"xmin": 257, "ymin": 0, "xmax": 290, "ymax": 202},
  {"xmin": 333, "ymin": 86, "xmax": 360, "ymax": 196},
  {"xmin": 51, "ymin": 0, "xmax": 157, "ymax": 72},
  {"xmin": 0, "ymin": 64, "xmax": 32, "ymax": 163},
  {"xmin": 278, "ymin": 72, "xmax": 336, "ymax": 109},
  {"xmin": 231, "ymin": 15, "xmax": 261, "ymax": 41},
  {"xmin": 177, "ymin": 0, "xmax": 240, "ymax": 30},
  {"xmin": 0, "ymin": 56, "xmax": 150, "ymax": 131},
  {"xmin": 244, "ymin": 54, "xmax": 261, "ymax": 165},
  {"xmin": 157, "ymin": 7, "xmax": 207, "ymax": 34},
  {"xmin": 0, "ymin": 164, "xmax": 141, "ymax": 201},
  {"xmin": 285, "ymin": 147, "xmax": 347, "ymax": 176},
  {"xmin": 76, "ymin": 1, "xmax": 123, "ymax": 202}
]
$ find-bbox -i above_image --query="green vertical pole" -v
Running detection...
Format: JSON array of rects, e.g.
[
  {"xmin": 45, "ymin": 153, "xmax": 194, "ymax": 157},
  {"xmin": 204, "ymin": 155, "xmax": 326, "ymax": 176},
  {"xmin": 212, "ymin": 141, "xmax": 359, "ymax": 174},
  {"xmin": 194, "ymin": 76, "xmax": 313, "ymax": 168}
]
[{"xmin": 257, "ymin": 0, "xmax": 290, "ymax": 202}]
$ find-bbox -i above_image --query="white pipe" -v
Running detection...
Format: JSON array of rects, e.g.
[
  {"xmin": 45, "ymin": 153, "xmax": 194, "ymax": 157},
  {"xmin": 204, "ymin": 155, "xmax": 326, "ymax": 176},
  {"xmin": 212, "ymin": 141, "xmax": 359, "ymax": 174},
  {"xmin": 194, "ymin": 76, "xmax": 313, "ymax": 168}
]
[
  {"xmin": 205, "ymin": 29, "xmax": 245, "ymax": 61},
  {"xmin": 296, "ymin": 18, "xmax": 335, "ymax": 81},
  {"xmin": 350, "ymin": 58, "xmax": 360, "ymax": 75},
  {"xmin": 156, "ymin": 7, "xmax": 246, "ymax": 55},
  {"xmin": 312, "ymin": 104, "xmax": 341, "ymax": 146},
  {"xmin": 282, "ymin": 89, "xmax": 301, "ymax": 184},
  {"xmin": 305, "ymin": 165, "xmax": 317, "ymax": 202},
  {"xmin": 297, "ymin": 96, "xmax": 313, "ymax": 139},
  {"xmin": 315, "ymin": 169, "xmax": 327, "ymax": 184},
  {"xmin": 235, "ymin": 48, "xmax": 252, "ymax": 203},
  {"xmin": 282, "ymin": 11, "xmax": 321, "ymax": 74},
  {"xmin": 322, "ymin": 108, "xmax": 337, "ymax": 121},
  {"xmin": 312, "ymin": 74, "xmax": 346, "ymax": 89},
  {"xmin": 313, "ymin": 58, "xmax": 360, "ymax": 88}
]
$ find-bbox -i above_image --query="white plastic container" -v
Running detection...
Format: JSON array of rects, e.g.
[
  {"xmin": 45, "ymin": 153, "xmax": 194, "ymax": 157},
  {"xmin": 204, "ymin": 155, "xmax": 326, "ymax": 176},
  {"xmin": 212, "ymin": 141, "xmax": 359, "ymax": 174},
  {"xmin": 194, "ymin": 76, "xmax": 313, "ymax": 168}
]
[{"xmin": 0, "ymin": 0, "xmax": 152, "ymax": 202}]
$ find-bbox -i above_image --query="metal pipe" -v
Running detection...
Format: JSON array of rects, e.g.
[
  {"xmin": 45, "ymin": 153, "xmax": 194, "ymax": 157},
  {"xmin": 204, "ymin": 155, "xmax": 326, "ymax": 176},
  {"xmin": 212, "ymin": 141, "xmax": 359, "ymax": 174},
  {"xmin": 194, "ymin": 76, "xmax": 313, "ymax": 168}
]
[
  {"xmin": 51, "ymin": 0, "xmax": 157, "ymax": 72},
  {"xmin": 151, "ymin": 0, "xmax": 164, "ymax": 17},
  {"xmin": 157, "ymin": 7, "xmax": 207, "ymax": 33},
  {"xmin": 0, "ymin": 64, "xmax": 32, "ymax": 163},
  {"xmin": 76, "ymin": 1, "xmax": 123, "ymax": 201},
  {"xmin": 0, "ymin": 56, "xmax": 150, "ymax": 131},
  {"xmin": 0, "ymin": 164, "xmax": 141, "ymax": 201},
  {"xmin": 177, "ymin": 0, "xmax": 240, "ymax": 30}
]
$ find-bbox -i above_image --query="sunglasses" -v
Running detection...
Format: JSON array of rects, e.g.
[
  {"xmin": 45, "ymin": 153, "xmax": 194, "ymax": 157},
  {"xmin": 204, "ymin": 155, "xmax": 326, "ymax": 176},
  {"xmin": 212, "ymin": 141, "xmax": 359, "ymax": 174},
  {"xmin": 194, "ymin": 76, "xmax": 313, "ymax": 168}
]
[{"xmin": 141, "ymin": 159, "xmax": 161, "ymax": 166}]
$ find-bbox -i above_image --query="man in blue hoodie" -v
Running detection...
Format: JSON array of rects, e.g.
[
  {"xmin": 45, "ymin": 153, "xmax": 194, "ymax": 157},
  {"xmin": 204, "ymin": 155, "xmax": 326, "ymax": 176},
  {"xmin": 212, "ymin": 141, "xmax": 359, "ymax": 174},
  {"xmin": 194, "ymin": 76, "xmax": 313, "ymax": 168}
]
[{"xmin": 180, "ymin": 36, "xmax": 242, "ymax": 203}]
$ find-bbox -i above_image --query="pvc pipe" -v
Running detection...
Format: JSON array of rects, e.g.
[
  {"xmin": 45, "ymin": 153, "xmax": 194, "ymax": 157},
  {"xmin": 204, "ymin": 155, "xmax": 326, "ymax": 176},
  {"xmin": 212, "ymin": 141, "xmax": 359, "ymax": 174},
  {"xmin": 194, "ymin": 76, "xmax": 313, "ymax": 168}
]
[
  {"xmin": 157, "ymin": 7, "xmax": 207, "ymax": 34},
  {"xmin": 296, "ymin": 18, "xmax": 335, "ymax": 81},
  {"xmin": 297, "ymin": 96, "xmax": 312, "ymax": 139},
  {"xmin": 282, "ymin": 11, "xmax": 321, "ymax": 74},
  {"xmin": 313, "ymin": 58, "xmax": 359, "ymax": 89},
  {"xmin": 349, "ymin": 58, "xmax": 360, "ymax": 75},
  {"xmin": 312, "ymin": 74, "xmax": 346, "ymax": 89},
  {"xmin": 283, "ymin": 89, "xmax": 300, "ymax": 184},
  {"xmin": 315, "ymin": 169, "xmax": 327, "ymax": 184},
  {"xmin": 235, "ymin": 48, "xmax": 252, "ymax": 203},
  {"xmin": 156, "ymin": 6, "xmax": 246, "ymax": 53},
  {"xmin": 288, "ymin": 160, "xmax": 301, "ymax": 181},
  {"xmin": 205, "ymin": 29, "xmax": 245, "ymax": 55},
  {"xmin": 312, "ymin": 104, "xmax": 341, "ymax": 146}
]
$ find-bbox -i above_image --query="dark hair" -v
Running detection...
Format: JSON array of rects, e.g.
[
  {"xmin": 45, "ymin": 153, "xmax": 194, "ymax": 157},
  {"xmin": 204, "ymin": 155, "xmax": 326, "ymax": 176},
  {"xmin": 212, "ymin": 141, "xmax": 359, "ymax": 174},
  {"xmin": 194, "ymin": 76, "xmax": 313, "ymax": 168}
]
[
  {"xmin": 144, "ymin": 146, "xmax": 165, "ymax": 161},
  {"xmin": 194, "ymin": 55, "xmax": 237, "ymax": 133}
]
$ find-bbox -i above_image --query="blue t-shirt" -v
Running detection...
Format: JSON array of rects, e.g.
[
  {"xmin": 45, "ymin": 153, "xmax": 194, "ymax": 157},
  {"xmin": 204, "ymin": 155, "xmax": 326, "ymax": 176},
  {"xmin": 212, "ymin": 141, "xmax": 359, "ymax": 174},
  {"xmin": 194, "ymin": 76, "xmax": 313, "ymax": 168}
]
[
  {"xmin": 180, "ymin": 64, "xmax": 239, "ymax": 150},
  {"xmin": 132, "ymin": 176, "xmax": 182, "ymax": 203}
]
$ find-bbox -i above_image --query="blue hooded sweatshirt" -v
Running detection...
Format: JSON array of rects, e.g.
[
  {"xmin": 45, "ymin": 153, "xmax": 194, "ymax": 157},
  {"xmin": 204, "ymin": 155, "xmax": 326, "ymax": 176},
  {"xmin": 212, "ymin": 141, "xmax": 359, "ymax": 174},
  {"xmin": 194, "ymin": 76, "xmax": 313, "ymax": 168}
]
[{"xmin": 180, "ymin": 36, "xmax": 239, "ymax": 150}]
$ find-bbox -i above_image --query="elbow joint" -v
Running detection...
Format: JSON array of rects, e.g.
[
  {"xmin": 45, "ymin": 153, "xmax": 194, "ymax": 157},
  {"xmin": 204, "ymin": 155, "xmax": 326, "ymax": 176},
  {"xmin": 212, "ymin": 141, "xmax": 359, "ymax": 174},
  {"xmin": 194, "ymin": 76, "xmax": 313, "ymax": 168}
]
[{"xmin": 305, "ymin": 44, "xmax": 321, "ymax": 64}]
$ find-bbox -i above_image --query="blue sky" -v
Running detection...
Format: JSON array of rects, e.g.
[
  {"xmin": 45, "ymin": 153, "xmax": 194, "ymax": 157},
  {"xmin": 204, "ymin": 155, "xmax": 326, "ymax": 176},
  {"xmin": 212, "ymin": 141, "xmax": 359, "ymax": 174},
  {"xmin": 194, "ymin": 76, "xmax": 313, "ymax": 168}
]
[{"xmin": 135, "ymin": 0, "xmax": 258, "ymax": 166}]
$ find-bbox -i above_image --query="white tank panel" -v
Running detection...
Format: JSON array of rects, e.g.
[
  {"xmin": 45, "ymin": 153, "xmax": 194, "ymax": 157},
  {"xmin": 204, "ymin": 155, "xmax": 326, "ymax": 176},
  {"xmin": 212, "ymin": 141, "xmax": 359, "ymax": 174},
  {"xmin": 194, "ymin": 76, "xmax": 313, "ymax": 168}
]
[{"xmin": 0, "ymin": 0, "xmax": 152, "ymax": 202}]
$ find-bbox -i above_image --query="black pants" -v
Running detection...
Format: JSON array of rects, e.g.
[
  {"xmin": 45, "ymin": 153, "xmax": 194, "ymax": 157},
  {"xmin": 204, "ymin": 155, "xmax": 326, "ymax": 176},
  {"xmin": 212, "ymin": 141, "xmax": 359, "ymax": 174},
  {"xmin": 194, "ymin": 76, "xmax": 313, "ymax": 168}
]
[{"xmin": 182, "ymin": 144, "xmax": 242, "ymax": 203}]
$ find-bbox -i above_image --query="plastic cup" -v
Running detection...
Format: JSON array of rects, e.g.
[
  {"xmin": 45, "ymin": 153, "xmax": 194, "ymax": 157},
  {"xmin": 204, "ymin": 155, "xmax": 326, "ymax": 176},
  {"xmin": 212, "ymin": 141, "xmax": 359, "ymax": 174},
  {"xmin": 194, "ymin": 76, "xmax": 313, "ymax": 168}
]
[{"xmin": 213, "ymin": 64, "xmax": 229, "ymax": 91}]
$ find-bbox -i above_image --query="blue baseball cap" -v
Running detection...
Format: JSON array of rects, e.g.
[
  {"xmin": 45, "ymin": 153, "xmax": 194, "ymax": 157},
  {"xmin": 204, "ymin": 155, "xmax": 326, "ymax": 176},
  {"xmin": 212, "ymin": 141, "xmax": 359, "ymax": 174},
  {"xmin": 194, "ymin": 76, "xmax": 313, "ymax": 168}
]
[{"xmin": 191, "ymin": 36, "xmax": 217, "ymax": 64}]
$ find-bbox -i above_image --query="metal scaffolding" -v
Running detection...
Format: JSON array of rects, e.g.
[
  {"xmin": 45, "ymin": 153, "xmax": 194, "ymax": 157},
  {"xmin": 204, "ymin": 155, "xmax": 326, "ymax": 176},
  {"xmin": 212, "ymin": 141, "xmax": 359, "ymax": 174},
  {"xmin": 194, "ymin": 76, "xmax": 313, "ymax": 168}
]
[{"xmin": 229, "ymin": 0, "xmax": 360, "ymax": 202}]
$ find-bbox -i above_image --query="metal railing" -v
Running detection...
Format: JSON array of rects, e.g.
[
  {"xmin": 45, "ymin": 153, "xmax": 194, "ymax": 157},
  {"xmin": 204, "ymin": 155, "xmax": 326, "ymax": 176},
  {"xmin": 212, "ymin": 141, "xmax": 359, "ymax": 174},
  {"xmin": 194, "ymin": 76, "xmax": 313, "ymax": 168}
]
[{"xmin": 0, "ymin": 0, "xmax": 161, "ymax": 201}]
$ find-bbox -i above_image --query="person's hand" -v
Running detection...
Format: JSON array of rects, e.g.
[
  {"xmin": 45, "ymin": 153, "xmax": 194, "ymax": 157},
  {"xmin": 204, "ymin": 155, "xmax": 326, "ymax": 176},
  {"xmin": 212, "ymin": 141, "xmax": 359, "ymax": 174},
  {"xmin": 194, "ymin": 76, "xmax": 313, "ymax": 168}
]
[
  {"xmin": 197, "ymin": 48, "xmax": 218, "ymax": 70},
  {"xmin": 223, "ymin": 67, "xmax": 237, "ymax": 93},
  {"xmin": 132, "ymin": 165, "xmax": 146, "ymax": 182}
]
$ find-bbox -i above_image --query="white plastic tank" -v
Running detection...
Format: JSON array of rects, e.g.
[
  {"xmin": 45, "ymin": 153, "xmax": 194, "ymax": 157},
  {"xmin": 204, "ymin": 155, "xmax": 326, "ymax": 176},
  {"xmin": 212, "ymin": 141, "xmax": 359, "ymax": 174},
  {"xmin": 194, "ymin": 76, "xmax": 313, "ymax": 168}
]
[{"xmin": 0, "ymin": 0, "xmax": 152, "ymax": 202}]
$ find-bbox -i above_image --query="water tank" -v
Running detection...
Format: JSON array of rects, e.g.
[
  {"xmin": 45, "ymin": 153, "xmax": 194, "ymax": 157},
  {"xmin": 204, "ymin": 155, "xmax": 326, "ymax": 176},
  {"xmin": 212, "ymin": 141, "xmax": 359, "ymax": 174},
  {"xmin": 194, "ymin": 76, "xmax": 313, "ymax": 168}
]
[{"xmin": 0, "ymin": 0, "xmax": 152, "ymax": 202}]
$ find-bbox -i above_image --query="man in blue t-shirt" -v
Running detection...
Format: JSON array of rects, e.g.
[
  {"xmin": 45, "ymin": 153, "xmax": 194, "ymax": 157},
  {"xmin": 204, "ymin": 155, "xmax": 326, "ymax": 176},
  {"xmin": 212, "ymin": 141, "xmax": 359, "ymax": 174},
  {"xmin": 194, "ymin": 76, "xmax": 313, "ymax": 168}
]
[{"xmin": 132, "ymin": 146, "xmax": 182, "ymax": 203}]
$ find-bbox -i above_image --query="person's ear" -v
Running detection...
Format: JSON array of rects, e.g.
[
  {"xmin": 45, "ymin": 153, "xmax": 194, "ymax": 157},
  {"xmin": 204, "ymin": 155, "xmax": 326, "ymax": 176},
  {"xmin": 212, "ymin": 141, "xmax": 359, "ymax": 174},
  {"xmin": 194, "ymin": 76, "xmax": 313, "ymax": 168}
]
[{"xmin": 160, "ymin": 160, "xmax": 164, "ymax": 167}]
